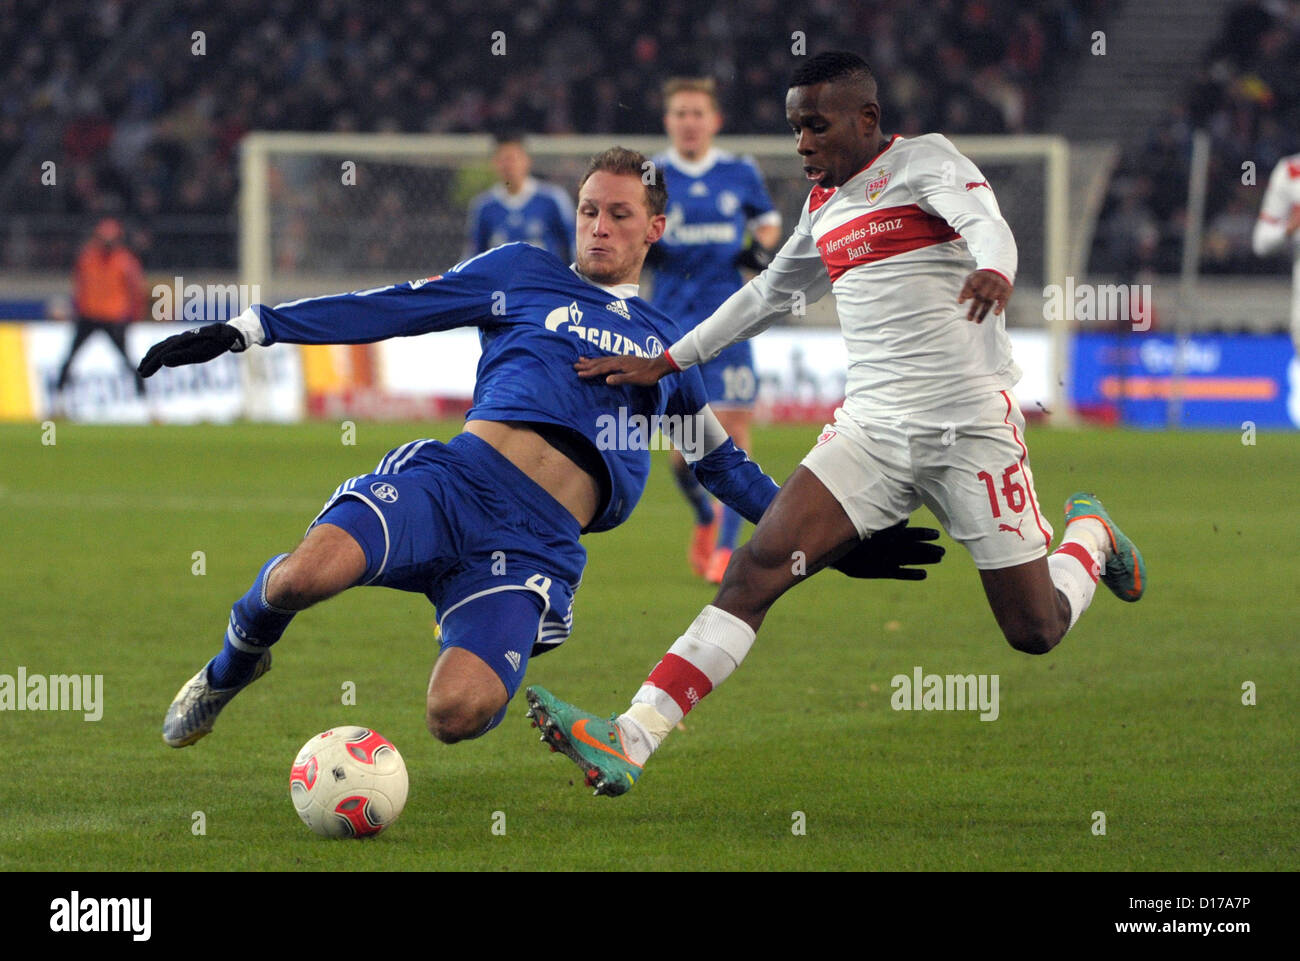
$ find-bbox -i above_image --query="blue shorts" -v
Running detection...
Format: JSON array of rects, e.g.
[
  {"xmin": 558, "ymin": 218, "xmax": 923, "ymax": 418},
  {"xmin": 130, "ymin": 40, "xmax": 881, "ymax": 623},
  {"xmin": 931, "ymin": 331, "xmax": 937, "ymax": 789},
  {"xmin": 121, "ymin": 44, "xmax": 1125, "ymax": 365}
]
[
  {"xmin": 308, "ymin": 433, "xmax": 586, "ymax": 698},
  {"xmin": 698, "ymin": 340, "xmax": 758, "ymax": 408}
]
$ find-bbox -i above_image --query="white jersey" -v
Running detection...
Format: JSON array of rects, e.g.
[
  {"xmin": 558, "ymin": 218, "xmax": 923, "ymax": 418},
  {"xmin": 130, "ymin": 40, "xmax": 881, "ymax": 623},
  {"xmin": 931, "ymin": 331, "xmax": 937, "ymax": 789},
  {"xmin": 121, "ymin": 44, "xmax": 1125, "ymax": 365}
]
[
  {"xmin": 667, "ymin": 133, "xmax": 1021, "ymax": 418},
  {"xmin": 1252, "ymin": 154, "xmax": 1300, "ymax": 343}
]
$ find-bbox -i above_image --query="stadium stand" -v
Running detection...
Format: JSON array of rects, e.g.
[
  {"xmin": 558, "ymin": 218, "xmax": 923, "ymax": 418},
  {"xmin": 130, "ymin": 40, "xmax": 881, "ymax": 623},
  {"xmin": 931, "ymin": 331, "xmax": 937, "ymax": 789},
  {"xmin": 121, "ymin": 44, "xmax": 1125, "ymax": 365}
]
[
  {"xmin": 1091, "ymin": 0, "xmax": 1300, "ymax": 277},
  {"xmin": 1, "ymin": 0, "xmax": 1106, "ymax": 272}
]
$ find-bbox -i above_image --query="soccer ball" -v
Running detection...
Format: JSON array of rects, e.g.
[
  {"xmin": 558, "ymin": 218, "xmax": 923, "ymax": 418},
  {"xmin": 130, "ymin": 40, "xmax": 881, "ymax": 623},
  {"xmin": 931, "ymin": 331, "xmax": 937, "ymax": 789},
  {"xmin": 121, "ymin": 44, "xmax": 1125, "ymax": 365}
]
[{"xmin": 289, "ymin": 726, "xmax": 409, "ymax": 838}]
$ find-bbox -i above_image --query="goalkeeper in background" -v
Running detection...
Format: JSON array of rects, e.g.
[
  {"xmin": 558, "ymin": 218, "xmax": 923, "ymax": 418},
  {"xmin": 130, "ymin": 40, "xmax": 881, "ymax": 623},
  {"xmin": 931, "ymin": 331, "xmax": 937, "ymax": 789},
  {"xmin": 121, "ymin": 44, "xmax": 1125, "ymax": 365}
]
[{"xmin": 651, "ymin": 78, "xmax": 782, "ymax": 583}]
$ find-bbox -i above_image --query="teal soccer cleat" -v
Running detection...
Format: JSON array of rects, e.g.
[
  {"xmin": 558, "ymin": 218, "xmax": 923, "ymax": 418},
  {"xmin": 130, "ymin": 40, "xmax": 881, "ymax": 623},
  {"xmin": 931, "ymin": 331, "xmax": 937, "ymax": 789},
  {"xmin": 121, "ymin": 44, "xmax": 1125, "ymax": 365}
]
[
  {"xmin": 525, "ymin": 685, "xmax": 642, "ymax": 797},
  {"xmin": 1064, "ymin": 492, "xmax": 1146, "ymax": 602}
]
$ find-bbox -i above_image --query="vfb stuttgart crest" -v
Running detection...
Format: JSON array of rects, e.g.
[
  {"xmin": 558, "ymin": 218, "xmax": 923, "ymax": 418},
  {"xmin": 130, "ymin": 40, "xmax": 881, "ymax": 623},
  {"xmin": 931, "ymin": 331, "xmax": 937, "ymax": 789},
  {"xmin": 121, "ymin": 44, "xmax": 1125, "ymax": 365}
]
[
  {"xmin": 865, "ymin": 168, "xmax": 890, "ymax": 205},
  {"xmin": 370, "ymin": 482, "xmax": 399, "ymax": 503}
]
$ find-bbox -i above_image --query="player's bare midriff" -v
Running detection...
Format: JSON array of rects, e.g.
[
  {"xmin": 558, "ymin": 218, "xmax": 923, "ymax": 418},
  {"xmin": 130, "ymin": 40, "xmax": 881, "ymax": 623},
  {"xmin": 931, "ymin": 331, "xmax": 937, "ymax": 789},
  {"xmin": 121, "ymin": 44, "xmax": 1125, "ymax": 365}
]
[{"xmin": 462, "ymin": 419, "xmax": 601, "ymax": 528}]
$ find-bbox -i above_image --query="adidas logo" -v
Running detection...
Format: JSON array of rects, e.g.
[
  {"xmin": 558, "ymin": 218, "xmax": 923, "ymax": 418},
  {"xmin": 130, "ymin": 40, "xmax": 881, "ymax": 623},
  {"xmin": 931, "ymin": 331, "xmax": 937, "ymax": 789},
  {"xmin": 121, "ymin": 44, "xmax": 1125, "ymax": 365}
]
[
  {"xmin": 605, "ymin": 299, "xmax": 630, "ymax": 319},
  {"xmin": 504, "ymin": 650, "xmax": 521, "ymax": 671}
]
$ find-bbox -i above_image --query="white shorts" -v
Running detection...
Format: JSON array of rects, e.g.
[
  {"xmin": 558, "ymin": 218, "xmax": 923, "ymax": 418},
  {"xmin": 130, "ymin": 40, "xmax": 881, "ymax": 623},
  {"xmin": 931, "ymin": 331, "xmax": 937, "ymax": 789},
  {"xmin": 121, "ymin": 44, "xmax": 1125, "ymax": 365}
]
[{"xmin": 801, "ymin": 391, "xmax": 1054, "ymax": 570}]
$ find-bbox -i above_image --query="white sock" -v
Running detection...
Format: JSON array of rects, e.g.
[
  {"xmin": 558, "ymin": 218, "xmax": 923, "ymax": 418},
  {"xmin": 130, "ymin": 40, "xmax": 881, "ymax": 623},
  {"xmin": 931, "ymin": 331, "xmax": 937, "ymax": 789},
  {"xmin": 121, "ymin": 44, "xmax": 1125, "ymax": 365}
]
[
  {"xmin": 1065, "ymin": 517, "xmax": 1111, "ymax": 559},
  {"xmin": 1050, "ymin": 527, "xmax": 1104, "ymax": 632},
  {"xmin": 616, "ymin": 704, "xmax": 672, "ymax": 766},
  {"xmin": 615, "ymin": 605, "xmax": 756, "ymax": 764}
]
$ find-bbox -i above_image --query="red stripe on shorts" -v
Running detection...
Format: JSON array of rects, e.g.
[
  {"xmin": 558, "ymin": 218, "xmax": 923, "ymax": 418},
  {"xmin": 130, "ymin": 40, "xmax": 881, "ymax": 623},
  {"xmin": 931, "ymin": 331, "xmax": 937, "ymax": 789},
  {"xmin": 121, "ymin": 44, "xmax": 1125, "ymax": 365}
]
[{"xmin": 1001, "ymin": 390, "xmax": 1052, "ymax": 550}]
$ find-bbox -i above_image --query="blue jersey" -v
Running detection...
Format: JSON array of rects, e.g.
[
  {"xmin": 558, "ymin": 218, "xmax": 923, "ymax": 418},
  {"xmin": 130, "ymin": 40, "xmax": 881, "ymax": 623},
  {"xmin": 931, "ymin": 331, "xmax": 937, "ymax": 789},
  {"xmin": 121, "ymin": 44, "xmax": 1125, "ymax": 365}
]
[
  {"xmin": 465, "ymin": 178, "xmax": 574, "ymax": 262},
  {"xmin": 651, "ymin": 149, "xmax": 778, "ymax": 325},
  {"xmin": 254, "ymin": 244, "xmax": 726, "ymax": 533}
]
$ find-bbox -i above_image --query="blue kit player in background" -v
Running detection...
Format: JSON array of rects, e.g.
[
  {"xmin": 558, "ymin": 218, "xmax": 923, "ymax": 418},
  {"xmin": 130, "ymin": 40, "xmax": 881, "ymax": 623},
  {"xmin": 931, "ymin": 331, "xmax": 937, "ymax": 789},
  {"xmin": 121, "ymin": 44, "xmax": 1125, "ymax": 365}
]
[
  {"xmin": 465, "ymin": 132, "xmax": 574, "ymax": 261},
  {"xmin": 137, "ymin": 147, "xmax": 942, "ymax": 752},
  {"xmin": 652, "ymin": 78, "xmax": 783, "ymax": 583}
]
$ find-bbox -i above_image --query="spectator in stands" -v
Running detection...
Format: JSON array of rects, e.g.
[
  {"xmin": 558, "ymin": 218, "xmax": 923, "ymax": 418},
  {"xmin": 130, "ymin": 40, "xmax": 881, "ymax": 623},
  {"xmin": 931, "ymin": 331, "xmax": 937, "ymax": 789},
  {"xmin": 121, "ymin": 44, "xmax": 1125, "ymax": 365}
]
[
  {"xmin": 1093, "ymin": 0, "xmax": 1300, "ymax": 277},
  {"xmin": 1205, "ymin": 186, "xmax": 1262, "ymax": 272},
  {"xmin": 54, "ymin": 217, "xmax": 147, "ymax": 403},
  {"xmin": 2, "ymin": 0, "xmax": 1102, "ymax": 273}
]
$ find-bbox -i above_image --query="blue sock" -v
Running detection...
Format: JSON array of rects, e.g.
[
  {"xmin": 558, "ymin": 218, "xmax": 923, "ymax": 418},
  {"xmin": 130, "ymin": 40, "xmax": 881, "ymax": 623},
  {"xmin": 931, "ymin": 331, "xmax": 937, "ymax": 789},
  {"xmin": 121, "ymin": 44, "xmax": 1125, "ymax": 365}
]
[
  {"xmin": 208, "ymin": 553, "xmax": 295, "ymax": 688},
  {"xmin": 717, "ymin": 504, "xmax": 743, "ymax": 551},
  {"xmin": 672, "ymin": 461, "xmax": 715, "ymax": 526}
]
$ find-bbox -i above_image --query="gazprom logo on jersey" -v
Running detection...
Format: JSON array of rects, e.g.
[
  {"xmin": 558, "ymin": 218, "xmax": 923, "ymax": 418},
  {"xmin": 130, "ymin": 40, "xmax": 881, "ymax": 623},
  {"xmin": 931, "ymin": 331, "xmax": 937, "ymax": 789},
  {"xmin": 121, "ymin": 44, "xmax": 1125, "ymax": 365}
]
[
  {"xmin": 595, "ymin": 407, "xmax": 703, "ymax": 457},
  {"xmin": 662, "ymin": 206, "xmax": 738, "ymax": 245},
  {"xmin": 545, "ymin": 302, "xmax": 662, "ymax": 358},
  {"xmin": 665, "ymin": 222, "xmax": 739, "ymax": 244}
]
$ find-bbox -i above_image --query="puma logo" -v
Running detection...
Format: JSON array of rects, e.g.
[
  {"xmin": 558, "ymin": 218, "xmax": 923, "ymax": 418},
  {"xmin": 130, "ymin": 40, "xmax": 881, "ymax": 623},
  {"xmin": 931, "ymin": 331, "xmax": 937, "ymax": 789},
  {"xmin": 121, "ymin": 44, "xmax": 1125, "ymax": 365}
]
[{"xmin": 998, "ymin": 518, "xmax": 1025, "ymax": 540}]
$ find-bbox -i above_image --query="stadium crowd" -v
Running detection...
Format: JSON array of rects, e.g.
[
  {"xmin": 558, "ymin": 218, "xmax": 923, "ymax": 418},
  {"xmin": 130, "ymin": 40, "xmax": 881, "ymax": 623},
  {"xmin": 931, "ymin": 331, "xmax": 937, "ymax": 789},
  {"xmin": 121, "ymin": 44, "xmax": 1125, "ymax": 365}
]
[
  {"xmin": 1092, "ymin": 0, "xmax": 1300, "ymax": 277},
  {"xmin": 2, "ymin": 0, "xmax": 1104, "ymax": 271}
]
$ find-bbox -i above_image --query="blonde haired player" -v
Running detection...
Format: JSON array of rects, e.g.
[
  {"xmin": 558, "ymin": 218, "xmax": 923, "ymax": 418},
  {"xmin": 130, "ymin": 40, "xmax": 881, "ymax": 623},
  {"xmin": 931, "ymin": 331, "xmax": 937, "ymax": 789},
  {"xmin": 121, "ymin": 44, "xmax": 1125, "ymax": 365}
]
[
  {"xmin": 527, "ymin": 52, "xmax": 1147, "ymax": 796},
  {"xmin": 653, "ymin": 77, "xmax": 783, "ymax": 582}
]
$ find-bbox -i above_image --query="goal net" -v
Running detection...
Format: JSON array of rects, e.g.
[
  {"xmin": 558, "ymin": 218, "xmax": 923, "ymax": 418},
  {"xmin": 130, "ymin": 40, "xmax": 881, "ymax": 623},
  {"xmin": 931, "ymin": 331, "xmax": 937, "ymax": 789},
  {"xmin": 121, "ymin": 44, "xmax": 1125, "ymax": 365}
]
[{"xmin": 240, "ymin": 133, "xmax": 1068, "ymax": 418}]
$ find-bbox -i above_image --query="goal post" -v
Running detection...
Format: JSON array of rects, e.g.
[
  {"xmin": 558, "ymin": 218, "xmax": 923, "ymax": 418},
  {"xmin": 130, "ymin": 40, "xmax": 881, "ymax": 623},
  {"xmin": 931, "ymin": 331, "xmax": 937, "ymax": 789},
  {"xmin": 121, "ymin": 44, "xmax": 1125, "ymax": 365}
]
[{"xmin": 240, "ymin": 132, "xmax": 1071, "ymax": 418}]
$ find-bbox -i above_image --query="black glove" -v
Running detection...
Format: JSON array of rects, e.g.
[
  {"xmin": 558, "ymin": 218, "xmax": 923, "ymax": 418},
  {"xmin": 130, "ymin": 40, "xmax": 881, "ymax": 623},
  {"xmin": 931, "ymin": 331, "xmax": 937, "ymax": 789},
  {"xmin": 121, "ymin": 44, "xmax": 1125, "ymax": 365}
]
[
  {"xmin": 831, "ymin": 520, "xmax": 945, "ymax": 581},
  {"xmin": 137, "ymin": 323, "xmax": 245, "ymax": 378},
  {"xmin": 733, "ymin": 243, "xmax": 773, "ymax": 273}
]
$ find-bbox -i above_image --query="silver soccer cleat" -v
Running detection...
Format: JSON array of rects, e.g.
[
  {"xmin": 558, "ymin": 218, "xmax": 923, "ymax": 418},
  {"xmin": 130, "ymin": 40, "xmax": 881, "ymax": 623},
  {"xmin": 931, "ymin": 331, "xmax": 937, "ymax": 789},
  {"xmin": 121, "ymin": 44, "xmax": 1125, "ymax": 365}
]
[{"xmin": 162, "ymin": 651, "xmax": 271, "ymax": 747}]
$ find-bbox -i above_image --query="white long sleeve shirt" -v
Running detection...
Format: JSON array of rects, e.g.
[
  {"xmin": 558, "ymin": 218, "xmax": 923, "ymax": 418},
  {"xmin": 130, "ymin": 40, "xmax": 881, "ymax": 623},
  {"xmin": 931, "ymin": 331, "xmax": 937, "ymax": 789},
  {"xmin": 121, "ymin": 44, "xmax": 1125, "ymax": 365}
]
[
  {"xmin": 1252, "ymin": 154, "xmax": 1300, "ymax": 341},
  {"xmin": 667, "ymin": 133, "xmax": 1022, "ymax": 418}
]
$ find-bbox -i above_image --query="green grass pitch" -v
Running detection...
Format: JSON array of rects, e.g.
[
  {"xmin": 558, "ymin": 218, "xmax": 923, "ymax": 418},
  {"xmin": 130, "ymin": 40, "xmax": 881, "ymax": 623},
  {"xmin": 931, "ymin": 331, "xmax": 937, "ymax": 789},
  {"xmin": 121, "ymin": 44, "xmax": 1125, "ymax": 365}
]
[{"xmin": 0, "ymin": 419, "xmax": 1295, "ymax": 871}]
